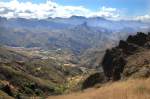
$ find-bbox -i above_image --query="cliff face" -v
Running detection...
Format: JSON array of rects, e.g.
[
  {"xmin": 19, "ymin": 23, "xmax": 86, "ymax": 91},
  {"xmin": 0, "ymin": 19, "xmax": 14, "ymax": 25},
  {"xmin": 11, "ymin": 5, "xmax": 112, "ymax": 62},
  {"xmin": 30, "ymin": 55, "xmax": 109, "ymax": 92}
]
[{"xmin": 102, "ymin": 32, "xmax": 150, "ymax": 81}]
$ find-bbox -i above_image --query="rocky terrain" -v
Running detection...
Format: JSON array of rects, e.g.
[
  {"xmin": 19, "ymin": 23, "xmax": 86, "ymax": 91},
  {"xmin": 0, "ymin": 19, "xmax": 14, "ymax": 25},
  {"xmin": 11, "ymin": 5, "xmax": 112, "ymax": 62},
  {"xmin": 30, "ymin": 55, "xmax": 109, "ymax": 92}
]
[
  {"xmin": 48, "ymin": 32, "xmax": 150, "ymax": 99},
  {"xmin": 102, "ymin": 32, "xmax": 150, "ymax": 81},
  {"xmin": 1, "ymin": 30, "xmax": 150, "ymax": 99},
  {"xmin": 1, "ymin": 16, "xmax": 150, "ymax": 99}
]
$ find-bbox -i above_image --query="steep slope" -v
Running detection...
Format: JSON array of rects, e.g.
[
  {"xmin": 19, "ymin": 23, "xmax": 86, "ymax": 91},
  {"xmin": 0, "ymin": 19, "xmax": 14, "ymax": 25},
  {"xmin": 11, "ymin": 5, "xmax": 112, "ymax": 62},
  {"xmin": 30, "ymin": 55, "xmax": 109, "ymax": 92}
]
[
  {"xmin": 48, "ymin": 32, "xmax": 150, "ymax": 99},
  {"xmin": 0, "ymin": 45, "xmax": 76, "ymax": 98},
  {"xmin": 102, "ymin": 32, "xmax": 150, "ymax": 81},
  {"xmin": 79, "ymin": 32, "xmax": 150, "ymax": 90}
]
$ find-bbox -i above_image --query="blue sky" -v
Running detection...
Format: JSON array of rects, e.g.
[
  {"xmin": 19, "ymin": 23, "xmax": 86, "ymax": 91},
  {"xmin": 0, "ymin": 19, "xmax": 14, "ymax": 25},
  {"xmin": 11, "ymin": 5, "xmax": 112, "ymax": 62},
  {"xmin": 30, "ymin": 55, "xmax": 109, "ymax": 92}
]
[
  {"xmin": 7, "ymin": 0, "xmax": 149, "ymax": 15},
  {"xmin": 59, "ymin": 0, "xmax": 150, "ymax": 17},
  {"xmin": 55, "ymin": 0, "xmax": 149, "ymax": 13},
  {"xmin": 0, "ymin": 0, "xmax": 150, "ymax": 20}
]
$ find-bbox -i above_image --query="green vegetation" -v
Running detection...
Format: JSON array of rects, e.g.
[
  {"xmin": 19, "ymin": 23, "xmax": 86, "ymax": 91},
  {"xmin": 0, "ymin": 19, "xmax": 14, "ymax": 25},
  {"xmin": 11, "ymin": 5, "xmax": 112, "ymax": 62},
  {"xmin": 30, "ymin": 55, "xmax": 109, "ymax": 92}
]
[
  {"xmin": 0, "ymin": 45, "xmax": 86, "ymax": 98},
  {"xmin": 54, "ymin": 84, "xmax": 69, "ymax": 94}
]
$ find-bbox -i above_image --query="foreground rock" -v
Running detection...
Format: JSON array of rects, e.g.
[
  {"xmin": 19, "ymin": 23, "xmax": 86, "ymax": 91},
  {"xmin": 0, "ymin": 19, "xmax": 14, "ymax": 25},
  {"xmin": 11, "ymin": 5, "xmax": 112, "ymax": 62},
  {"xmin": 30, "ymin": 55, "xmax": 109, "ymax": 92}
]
[{"xmin": 102, "ymin": 32, "xmax": 150, "ymax": 81}]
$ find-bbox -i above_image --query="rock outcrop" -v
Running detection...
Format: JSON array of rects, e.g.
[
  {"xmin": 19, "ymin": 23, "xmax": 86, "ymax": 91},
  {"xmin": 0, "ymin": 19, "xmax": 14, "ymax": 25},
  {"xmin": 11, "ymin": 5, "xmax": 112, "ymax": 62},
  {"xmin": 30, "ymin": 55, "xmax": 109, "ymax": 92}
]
[
  {"xmin": 82, "ymin": 72, "xmax": 105, "ymax": 89},
  {"xmin": 102, "ymin": 32, "xmax": 150, "ymax": 81}
]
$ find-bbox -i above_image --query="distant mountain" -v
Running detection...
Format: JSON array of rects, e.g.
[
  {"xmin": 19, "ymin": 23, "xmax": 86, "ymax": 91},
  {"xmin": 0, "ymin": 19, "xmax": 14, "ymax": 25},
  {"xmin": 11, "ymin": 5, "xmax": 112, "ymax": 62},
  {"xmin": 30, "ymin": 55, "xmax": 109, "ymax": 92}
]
[
  {"xmin": 0, "ymin": 16, "xmax": 150, "ymax": 55},
  {"xmin": 1, "ymin": 15, "xmax": 150, "ymax": 98}
]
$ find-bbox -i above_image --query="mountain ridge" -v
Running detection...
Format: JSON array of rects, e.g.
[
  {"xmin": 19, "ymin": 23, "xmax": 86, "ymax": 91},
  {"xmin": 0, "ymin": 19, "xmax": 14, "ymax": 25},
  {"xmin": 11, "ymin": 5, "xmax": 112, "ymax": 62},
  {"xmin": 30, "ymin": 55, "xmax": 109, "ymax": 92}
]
[{"xmin": 1, "ymin": 16, "xmax": 150, "ymax": 55}]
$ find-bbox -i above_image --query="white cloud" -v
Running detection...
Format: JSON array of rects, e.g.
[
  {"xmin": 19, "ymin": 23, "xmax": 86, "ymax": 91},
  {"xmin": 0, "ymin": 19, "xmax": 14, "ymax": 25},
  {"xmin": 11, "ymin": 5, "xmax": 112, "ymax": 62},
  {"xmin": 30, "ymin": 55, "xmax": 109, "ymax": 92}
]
[
  {"xmin": 0, "ymin": 0, "xmax": 120, "ymax": 19},
  {"xmin": 135, "ymin": 14, "xmax": 150, "ymax": 21},
  {"xmin": 90, "ymin": 6, "xmax": 120, "ymax": 18}
]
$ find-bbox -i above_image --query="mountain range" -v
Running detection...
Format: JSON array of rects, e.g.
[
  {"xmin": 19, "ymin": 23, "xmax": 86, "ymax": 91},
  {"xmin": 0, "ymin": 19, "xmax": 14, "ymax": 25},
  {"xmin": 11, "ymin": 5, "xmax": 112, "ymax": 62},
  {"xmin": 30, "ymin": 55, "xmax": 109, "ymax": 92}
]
[
  {"xmin": 0, "ymin": 16, "xmax": 150, "ymax": 55},
  {"xmin": 1, "ymin": 15, "xmax": 150, "ymax": 98}
]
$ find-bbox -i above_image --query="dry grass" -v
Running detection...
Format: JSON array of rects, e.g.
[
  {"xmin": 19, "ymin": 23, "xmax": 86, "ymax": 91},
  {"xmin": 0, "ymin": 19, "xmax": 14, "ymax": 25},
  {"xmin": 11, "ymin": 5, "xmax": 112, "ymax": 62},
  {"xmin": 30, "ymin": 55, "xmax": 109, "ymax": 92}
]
[
  {"xmin": 0, "ymin": 91, "xmax": 14, "ymax": 99},
  {"xmin": 48, "ymin": 78, "xmax": 150, "ymax": 99}
]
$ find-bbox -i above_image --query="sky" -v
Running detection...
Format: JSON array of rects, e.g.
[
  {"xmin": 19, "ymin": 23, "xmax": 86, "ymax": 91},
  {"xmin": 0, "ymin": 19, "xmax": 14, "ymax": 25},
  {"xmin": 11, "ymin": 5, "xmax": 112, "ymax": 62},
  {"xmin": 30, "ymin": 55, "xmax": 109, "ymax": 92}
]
[{"xmin": 0, "ymin": 0, "xmax": 150, "ymax": 21}]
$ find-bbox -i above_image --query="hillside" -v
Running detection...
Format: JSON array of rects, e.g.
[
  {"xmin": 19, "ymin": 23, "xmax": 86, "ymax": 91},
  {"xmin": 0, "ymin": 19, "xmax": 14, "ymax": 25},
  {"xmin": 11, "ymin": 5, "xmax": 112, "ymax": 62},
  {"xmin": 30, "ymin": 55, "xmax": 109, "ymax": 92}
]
[
  {"xmin": 1, "ymin": 0, "xmax": 150, "ymax": 99},
  {"xmin": 102, "ymin": 32, "xmax": 150, "ymax": 81},
  {"xmin": 0, "ymin": 45, "xmax": 88, "ymax": 98},
  {"xmin": 1, "ymin": 17, "xmax": 150, "ymax": 69},
  {"xmin": 48, "ymin": 32, "xmax": 150, "ymax": 99},
  {"xmin": 1, "ymin": 16, "xmax": 150, "ymax": 98},
  {"xmin": 0, "ymin": 31, "xmax": 150, "ymax": 99},
  {"xmin": 48, "ymin": 78, "xmax": 150, "ymax": 99},
  {"xmin": 1, "ymin": 31, "xmax": 150, "ymax": 98}
]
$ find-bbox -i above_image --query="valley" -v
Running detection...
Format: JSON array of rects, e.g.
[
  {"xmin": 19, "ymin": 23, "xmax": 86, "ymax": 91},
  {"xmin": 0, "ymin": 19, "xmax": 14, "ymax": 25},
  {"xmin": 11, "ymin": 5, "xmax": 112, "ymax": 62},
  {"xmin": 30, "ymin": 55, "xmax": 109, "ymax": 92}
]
[
  {"xmin": 1, "ymin": 0, "xmax": 150, "ymax": 99},
  {"xmin": 0, "ymin": 16, "xmax": 150, "ymax": 99},
  {"xmin": 1, "ymin": 16, "xmax": 150, "ymax": 69},
  {"xmin": 0, "ymin": 45, "xmax": 97, "ymax": 98}
]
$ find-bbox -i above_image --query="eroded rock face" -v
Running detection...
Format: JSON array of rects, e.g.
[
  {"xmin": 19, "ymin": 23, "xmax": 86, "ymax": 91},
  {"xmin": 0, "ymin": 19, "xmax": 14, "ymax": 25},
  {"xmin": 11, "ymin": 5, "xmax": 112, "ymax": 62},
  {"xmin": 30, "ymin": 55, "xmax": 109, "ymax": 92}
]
[
  {"xmin": 127, "ymin": 32, "xmax": 147, "ymax": 46},
  {"xmin": 82, "ymin": 32, "xmax": 150, "ymax": 89},
  {"xmin": 102, "ymin": 48, "xmax": 126, "ymax": 81},
  {"xmin": 102, "ymin": 32, "xmax": 150, "ymax": 81},
  {"xmin": 118, "ymin": 40, "xmax": 139, "ymax": 55}
]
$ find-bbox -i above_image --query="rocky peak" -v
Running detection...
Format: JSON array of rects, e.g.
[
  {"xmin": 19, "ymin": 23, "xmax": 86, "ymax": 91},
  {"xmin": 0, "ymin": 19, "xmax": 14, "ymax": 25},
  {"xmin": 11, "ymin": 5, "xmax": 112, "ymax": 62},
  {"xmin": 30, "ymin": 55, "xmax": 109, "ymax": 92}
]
[{"xmin": 127, "ymin": 32, "xmax": 148, "ymax": 46}]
